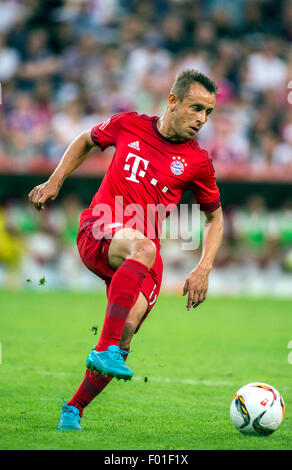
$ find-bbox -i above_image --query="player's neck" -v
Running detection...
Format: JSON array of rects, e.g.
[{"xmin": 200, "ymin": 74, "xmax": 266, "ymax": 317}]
[{"xmin": 156, "ymin": 115, "xmax": 186, "ymax": 143}]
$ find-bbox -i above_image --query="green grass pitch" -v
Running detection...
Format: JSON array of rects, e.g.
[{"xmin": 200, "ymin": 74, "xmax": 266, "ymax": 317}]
[{"xmin": 0, "ymin": 290, "xmax": 291, "ymax": 450}]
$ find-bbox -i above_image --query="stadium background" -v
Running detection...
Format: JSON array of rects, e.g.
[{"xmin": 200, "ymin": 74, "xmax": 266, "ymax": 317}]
[{"xmin": 0, "ymin": 0, "xmax": 291, "ymax": 298}]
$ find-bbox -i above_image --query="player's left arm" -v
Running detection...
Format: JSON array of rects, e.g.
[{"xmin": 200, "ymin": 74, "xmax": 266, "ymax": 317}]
[
  {"xmin": 182, "ymin": 206, "xmax": 223, "ymax": 310},
  {"xmin": 28, "ymin": 129, "xmax": 96, "ymax": 211}
]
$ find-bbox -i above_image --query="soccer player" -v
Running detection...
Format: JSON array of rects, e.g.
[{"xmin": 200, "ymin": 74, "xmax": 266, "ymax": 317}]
[{"xmin": 28, "ymin": 70, "xmax": 224, "ymax": 430}]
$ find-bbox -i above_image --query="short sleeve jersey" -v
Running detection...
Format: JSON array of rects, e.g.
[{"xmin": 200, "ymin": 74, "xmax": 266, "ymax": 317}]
[{"xmin": 81, "ymin": 112, "xmax": 221, "ymax": 248}]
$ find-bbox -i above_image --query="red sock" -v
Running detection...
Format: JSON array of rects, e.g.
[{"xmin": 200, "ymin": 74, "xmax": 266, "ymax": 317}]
[
  {"xmin": 67, "ymin": 350, "xmax": 129, "ymax": 417},
  {"xmin": 96, "ymin": 259, "xmax": 149, "ymax": 351},
  {"xmin": 67, "ymin": 259, "xmax": 149, "ymax": 417}
]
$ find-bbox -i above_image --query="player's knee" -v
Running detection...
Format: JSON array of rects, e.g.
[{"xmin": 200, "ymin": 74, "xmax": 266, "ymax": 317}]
[{"xmin": 131, "ymin": 238, "xmax": 156, "ymax": 268}]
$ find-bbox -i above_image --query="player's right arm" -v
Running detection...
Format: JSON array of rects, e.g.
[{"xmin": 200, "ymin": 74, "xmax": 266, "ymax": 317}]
[{"xmin": 28, "ymin": 129, "xmax": 95, "ymax": 211}]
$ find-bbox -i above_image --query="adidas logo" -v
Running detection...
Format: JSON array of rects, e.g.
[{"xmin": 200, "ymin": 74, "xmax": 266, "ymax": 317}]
[{"xmin": 128, "ymin": 141, "xmax": 140, "ymax": 151}]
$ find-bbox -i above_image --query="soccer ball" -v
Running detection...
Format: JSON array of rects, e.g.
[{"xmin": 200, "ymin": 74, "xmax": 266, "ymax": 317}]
[{"xmin": 230, "ymin": 382, "xmax": 285, "ymax": 436}]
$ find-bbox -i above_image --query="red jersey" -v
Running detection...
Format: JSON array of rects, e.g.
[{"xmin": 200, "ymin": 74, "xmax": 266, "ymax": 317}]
[{"xmin": 80, "ymin": 112, "xmax": 221, "ymax": 249}]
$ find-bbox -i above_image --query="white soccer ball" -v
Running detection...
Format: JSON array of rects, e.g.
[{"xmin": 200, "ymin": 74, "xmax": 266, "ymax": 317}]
[{"xmin": 230, "ymin": 382, "xmax": 285, "ymax": 435}]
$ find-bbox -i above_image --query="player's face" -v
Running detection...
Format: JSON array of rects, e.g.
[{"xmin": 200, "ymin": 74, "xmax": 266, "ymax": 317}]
[{"xmin": 169, "ymin": 83, "xmax": 216, "ymax": 140}]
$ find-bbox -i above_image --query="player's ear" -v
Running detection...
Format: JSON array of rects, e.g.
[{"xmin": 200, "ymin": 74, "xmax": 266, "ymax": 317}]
[{"xmin": 168, "ymin": 93, "xmax": 178, "ymax": 112}]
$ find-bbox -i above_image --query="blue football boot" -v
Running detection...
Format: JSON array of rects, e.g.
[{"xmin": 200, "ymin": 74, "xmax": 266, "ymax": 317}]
[
  {"xmin": 86, "ymin": 345, "xmax": 133, "ymax": 380},
  {"xmin": 57, "ymin": 398, "xmax": 81, "ymax": 431}
]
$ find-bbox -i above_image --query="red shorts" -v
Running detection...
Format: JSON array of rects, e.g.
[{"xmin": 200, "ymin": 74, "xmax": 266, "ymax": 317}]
[{"xmin": 76, "ymin": 216, "xmax": 163, "ymax": 331}]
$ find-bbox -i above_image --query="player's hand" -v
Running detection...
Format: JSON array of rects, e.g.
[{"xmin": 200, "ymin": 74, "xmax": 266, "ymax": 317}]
[
  {"xmin": 28, "ymin": 179, "xmax": 61, "ymax": 211},
  {"xmin": 182, "ymin": 266, "xmax": 210, "ymax": 311}
]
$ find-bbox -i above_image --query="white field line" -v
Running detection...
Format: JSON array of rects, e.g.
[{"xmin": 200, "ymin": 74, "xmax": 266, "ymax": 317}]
[
  {"xmin": 0, "ymin": 367, "xmax": 234, "ymax": 386},
  {"xmin": 1, "ymin": 369, "xmax": 290, "ymax": 391},
  {"xmin": 134, "ymin": 376, "xmax": 234, "ymax": 387},
  {"xmin": 0, "ymin": 368, "xmax": 239, "ymax": 387}
]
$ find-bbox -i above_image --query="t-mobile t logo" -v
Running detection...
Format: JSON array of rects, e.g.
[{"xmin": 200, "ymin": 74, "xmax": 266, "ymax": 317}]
[{"xmin": 124, "ymin": 153, "xmax": 149, "ymax": 183}]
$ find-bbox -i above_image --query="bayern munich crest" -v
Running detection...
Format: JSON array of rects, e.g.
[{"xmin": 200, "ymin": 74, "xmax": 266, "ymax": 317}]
[{"xmin": 170, "ymin": 156, "xmax": 187, "ymax": 176}]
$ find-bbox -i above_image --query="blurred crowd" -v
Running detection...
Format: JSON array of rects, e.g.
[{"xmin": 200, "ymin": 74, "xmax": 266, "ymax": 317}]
[
  {"xmin": 0, "ymin": 0, "xmax": 291, "ymax": 169},
  {"xmin": 0, "ymin": 194, "xmax": 292, "ymax": 295},
  {"xmin": 0, "ymin": 194, "xmax": 104, "ymax": 289},
  {"xmin": 0, "ymin": 0, "xmax": 292, "ymax": 294}
]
